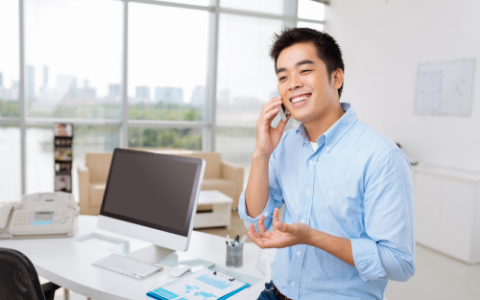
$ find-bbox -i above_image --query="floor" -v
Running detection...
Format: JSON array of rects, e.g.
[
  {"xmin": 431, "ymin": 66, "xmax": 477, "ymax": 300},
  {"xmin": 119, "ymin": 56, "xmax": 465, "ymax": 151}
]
[{"xmin": 44, "ymin": 211, "xmax": 480, "ymax": 300}]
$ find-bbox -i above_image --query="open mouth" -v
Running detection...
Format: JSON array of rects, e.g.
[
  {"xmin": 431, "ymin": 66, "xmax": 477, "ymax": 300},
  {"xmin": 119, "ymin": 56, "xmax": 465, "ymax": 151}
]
[{"xmin": 290, "ymin": 93, "xmax": 312, "ymax": 104}]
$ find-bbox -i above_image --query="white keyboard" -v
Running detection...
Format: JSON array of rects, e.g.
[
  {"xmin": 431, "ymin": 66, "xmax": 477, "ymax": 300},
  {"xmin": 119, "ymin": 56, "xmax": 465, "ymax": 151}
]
[{"xmin": 93, "ymin": 254, "xmax": 163, "ymax": 280}]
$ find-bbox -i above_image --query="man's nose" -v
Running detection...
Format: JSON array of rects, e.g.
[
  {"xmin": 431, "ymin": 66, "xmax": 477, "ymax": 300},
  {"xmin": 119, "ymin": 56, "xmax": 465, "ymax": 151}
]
[{"xmin": 288, "ymin": 74, "xmax": 303, "ymax": 91}]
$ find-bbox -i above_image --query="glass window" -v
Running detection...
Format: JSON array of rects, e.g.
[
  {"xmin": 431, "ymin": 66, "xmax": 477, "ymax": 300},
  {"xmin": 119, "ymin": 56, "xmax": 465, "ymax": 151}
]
[
  {"xmin": 297, "ymin": 21, "xmax": 324, "ymax": 32},
  {"xmin": 221, "ymin": 0, "xmax": 294, "ymax": 16},
  {"xmin": 128, "ymin": 3, "xmax": 209, "ymax": 122},
  {"xmin": 153, "ymin": 0, "xmax": 211, "ymax": 6},
  {"xmin": 128, "ymin": 127, "xmax": 202, "ymax": 151},
  {"xmin": 26, "ymin": 126, "xmax": 120, "ymax": 200},
  {"xmin": 0, "ymin": 126, "xmax": 21, "ymax": 202},
  {"xmin": 25, "ymin": 0, "xmax": 123, "ymax": 119},
  {"xmin": 298, "ymin": 0, "xmax": 325, "ymax": 21},
  {"xmin": 216, "ymin": 14, "xmax": 285, "ymax": 178},
  {"xmin": 0, "ymin": 0, "xmax": 20, "ymax": 117}
]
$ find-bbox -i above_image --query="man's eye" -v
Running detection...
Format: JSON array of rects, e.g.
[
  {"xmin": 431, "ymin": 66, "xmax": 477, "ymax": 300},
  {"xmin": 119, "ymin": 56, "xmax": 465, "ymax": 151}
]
[
  {"xmin": 278, "ymin": 76, "xmax": 286, "ymax": 81},
  {"xmin": 301, "ymin": 70, "xmax": 312, "ymax": 73}
]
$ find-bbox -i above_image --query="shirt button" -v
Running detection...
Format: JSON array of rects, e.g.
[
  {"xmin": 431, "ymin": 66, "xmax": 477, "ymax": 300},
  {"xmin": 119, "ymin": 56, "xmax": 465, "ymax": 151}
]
[
  {"xmin": 291, "ymin": 281, "xmax": 295, "ymax": 287},
  {"xmin": 297, "ymin": 251, "xmax": 301, "ymax": 256},
  {"xmin": 326, "ymin": 146, "xmax": 330, "ymax": 150},
  {"xmin": 305, "ymin": 189, "xmax": 309, "ymax": 194},
  {"xmin": 300, "ymin": 219, "xmax": 305, "ymax": 223},
  {"xmin": 309, "ymin": 160, "xmax": 313, "ymax": 165}
]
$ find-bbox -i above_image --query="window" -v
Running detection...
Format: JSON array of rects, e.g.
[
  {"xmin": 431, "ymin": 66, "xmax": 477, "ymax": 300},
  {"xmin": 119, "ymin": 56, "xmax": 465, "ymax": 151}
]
[
  {"xmin": 298, "ymin": 0, "xmax": 325, "ymax": 21},
  {"xmin": 0, "ymin": 126, "xmax": 21, "ymax": 202},
  {"xmin": 128, "ymin": 127, "xmax": 202, "ymax": 151},
  {"xmin": 221, "ymin": 0, "xmax": 292, "ymax": 16},
  {"xmin": 26, "ymin": 126, "xmax": 120, "ymax": 200},
  {"xmin": 128, "ymin": 3, "xmax": 209, "ymax": 122},
  {"xmin": 0, "ymin": 0, "xmax": 20, "ymax": 118},
  {"xmin": 5, "ymin": 0, "xmax": 327, "ymax": 199},
  {"xmin": 25, "ymin": 0, "xmax": 123, "ymax": 119},
  {"xmin": 216, "ymin": 14, "xmax": 283, "ymax": 175}
]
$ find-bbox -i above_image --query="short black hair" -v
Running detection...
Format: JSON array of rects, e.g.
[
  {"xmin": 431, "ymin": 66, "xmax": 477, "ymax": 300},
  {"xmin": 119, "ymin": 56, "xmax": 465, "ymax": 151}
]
[{"xmin": 270, "ymin": 27, "xmax": 345, "ymax": 98}]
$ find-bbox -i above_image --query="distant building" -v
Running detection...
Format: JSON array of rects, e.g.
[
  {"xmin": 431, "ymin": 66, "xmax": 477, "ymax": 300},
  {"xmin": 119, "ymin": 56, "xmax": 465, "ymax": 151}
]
[
  {"xmin": 26, "ymin": 65, "xmax": 34, "ymax": 99},
  {"xmin": 42, "ymin": 66, "xmax": 48, "ymax": 91},
  {"xmin": 104, "ymin": 84, "xmax": 121, "ymax": 102},
  {"xmin": 218, "ymin": 89, "xmax": 230, "ymax": 104},
  {"xmin": 190, "ymin": 85, "xmax": 205, "ymax": 106},
  {"xmin": 155, "ymin": 86, "xmax": 183, "ymax": 104},
  {"xmin": 56, "ymin": 75, "xmax": 76, "ymax": 97},
  {"xmin": 109, "ymin": 84, "xmax": 121, "ymax": 98},
  {"xmin": 232, "ymin": 95, "xmax": 262, "ymax": 106},
  {"xmin": 136, "ymin": 86, "xmax": 150, "ymax": 101}
]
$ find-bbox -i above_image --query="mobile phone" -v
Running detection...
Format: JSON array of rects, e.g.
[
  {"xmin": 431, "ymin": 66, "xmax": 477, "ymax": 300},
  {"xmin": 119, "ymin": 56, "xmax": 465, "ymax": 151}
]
[{"xmin": 278, "ymin": 104, "xmax": 289, "ymax": 122}]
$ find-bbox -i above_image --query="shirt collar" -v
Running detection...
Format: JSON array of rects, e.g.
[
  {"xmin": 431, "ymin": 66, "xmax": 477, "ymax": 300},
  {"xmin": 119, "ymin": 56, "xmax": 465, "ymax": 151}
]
[{"xmin": 295, "ymin": 102, "xmax": 358, "ymax": 152}]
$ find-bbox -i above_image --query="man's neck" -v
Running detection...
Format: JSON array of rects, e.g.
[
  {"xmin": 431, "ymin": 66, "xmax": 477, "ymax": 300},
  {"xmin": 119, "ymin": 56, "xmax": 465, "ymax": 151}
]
[{"xmin": 304, "ymin": 101, "xmax": 345, "ymax": 143}]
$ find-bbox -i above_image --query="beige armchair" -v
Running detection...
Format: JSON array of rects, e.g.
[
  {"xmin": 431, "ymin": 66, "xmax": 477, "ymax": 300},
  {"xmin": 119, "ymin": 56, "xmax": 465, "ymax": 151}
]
[{"xmin": 77, "ymin": 151, "xmax": 244, "ymax": 216}]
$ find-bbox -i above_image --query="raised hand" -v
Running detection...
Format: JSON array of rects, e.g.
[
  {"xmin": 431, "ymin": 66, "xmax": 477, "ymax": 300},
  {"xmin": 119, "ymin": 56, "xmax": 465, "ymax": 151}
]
[
  {"xmin": 248, "ymin": 208, "xmax": 313, "ymax": 249},
  {"xmin": 254, "ymin": 97, "xmax": 291, "ymax": 157}
]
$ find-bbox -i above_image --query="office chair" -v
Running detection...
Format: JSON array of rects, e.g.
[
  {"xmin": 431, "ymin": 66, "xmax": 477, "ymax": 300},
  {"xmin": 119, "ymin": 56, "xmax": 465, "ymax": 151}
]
[{"xmin": 0, "ymin": 247, "xmax": 61, "ymax": 300}]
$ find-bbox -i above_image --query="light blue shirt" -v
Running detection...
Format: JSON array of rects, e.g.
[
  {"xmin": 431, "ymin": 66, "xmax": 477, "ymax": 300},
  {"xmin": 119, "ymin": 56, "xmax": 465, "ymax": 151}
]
[{"xmin": 239, "ymin": 103, "xmax": 415, "ymax": 300}]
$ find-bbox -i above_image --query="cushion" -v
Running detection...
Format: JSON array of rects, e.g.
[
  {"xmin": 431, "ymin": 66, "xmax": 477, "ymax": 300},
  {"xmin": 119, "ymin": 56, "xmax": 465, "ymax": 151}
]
[
  {"xmin": 89, "ymin": 183, "xmax": 106, "ymax": 207},
  {"xmin": 86, "ymin": 153, "xmax": 113, "ymax": 183},
  {"xmin": 201, "ymin": 179, "xmax": 236, "ymax": 200},
  {"xmin": 176, "ymin": 152, "xmax": 222, "ymax": 179}
]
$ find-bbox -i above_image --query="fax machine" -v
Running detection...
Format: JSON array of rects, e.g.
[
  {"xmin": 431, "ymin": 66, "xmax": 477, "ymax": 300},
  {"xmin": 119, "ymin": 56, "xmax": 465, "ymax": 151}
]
[{"xmin": 0, "ymin": 192, "xmax": 79, "ymax": 239}]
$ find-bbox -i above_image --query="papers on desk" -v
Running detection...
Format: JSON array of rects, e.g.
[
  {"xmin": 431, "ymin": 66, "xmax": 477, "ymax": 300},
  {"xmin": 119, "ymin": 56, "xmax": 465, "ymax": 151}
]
[{"xmin": 147, "ymin": 268, "xmax": 250, "ymax": 300}]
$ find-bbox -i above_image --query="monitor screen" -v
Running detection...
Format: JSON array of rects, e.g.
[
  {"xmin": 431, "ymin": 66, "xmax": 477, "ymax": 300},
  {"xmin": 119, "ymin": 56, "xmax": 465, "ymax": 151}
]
[{"xmin": 100, "ymin": 149, "xmax": 203, "ymax": 237}]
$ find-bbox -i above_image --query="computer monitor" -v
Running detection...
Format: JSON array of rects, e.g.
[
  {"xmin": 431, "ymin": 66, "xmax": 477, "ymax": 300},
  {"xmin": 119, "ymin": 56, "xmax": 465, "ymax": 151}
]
[{"xmin": 97, "ymin": 148, "xmax": 205, "ymax": 263}]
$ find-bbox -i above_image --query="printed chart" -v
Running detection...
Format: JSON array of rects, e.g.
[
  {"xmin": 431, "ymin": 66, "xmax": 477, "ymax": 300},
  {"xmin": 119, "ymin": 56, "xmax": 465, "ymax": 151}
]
[{"xmin": 149, "ymin": 268, "xmax": 248, "ymax": 300}]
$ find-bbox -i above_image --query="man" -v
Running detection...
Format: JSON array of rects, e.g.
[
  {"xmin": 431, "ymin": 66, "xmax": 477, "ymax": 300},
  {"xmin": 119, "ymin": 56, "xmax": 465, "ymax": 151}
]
[{"xmin": 238, "ymin": 28, "xmax": 415, "ymax": 300}]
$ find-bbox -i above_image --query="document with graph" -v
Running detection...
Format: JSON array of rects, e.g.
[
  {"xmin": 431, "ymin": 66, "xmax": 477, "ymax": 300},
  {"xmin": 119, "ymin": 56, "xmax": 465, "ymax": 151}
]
[{"xmin": 146, "ymin": 267, "xmax": 250, "ymax": 300}]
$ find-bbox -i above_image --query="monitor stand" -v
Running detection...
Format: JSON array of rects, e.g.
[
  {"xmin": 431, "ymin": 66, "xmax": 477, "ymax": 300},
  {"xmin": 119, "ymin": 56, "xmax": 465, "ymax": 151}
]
[{"xmin": 126, "ymin": 244, "xmax": 175, "ymax": 264}]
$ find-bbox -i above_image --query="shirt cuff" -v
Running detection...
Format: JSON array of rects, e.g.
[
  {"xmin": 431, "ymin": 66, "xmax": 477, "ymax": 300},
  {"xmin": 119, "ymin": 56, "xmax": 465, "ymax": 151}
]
[
  {"xmin": 351, "ymin": 238, "xmax": 387, "ymax": 282},
  {"xmin": 238, "ymin": 190, "xmax": 276, "ymax": 232}
]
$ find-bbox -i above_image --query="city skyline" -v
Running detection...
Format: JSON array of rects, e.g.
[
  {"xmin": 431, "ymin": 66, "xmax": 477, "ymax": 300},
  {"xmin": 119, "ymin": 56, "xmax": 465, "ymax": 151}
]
[{"xmin": 0, "ymin": 66, "xmax": 273, "ymax": 108}]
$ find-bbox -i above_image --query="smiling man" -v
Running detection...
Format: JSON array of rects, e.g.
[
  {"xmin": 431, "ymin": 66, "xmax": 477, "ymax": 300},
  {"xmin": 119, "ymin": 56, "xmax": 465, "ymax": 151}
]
[{"xmin": 238, "ymin": 28, "xmax": 415, "ymax": 300}]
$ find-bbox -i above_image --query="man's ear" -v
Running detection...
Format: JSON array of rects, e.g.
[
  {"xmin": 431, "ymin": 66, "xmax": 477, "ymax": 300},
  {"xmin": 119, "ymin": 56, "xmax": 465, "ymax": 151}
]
[{"xmin": 332, "ymin": 68, "xmax": 344, "ymax": 90}]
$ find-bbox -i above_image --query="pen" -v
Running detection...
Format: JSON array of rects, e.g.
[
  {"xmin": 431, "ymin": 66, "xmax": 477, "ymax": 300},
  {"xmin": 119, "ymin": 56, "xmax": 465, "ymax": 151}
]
[
  {"xmin": 226, "ymin": 234, "xmax": 232, "ymax": 246},
  {"xmin": 234, "ymin": 235, "xmax": 240, "ymax": 243},
  {"xmin": 239, "ymin": 235, "xmax": 248, "ymax": 245},
  {"xmin": 234, "ymin": 241, "xmax": 239, "ymax": 246}
]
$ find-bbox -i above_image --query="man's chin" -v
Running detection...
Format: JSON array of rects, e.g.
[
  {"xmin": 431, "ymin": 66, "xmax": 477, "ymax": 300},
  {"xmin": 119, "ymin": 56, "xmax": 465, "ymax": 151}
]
[{"xmin": 290, "ymin": 113, "xmax": 314, "ymax": 124}]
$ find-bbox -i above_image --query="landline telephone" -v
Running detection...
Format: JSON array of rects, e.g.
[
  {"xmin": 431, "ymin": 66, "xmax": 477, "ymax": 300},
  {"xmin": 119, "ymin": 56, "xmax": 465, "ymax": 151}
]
[{"xmin": 0, "ymin": 192, "xmax": 79, "ymax": 239}]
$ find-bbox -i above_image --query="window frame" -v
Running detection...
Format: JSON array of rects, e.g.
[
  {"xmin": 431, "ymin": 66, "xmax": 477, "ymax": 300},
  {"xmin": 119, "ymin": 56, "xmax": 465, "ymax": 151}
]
[{"xmin": 0, "ymin": 0, "xmax": 326, "ymax": 196}]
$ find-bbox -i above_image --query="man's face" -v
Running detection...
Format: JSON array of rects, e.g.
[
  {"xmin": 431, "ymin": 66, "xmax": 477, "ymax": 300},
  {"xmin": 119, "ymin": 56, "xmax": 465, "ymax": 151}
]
[{"xmin": 276, "ymin": 42, "xmax": 340, "ymax": 124}]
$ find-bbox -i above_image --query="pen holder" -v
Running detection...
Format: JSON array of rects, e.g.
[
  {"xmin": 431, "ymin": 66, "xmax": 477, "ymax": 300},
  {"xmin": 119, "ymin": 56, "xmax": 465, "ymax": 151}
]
[{"xmin": 226, "ymin": 244, "xmax": 243, "ymax": 268}]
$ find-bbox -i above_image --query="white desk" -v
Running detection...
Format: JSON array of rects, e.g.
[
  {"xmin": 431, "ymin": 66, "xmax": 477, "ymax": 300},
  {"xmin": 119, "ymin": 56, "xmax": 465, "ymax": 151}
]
[
  {"xmin": 1, "ymin": 215, "xmax": 265, "ymax": 300},
  {"xmin": 194, "ymin": 191, "xmax": 233, "ymax": 230}
]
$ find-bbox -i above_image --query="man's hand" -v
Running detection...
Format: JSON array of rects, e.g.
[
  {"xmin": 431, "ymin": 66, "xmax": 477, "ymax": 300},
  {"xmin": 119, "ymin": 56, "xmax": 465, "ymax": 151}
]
[
  {"xmin": 245, "ymin": 97, "xmax": 291, "ymax": 218},
  {"xmin": 254, "ymin": 97, "xmax": 291, "ymax": 158},
  {"xmin": 248, "ymin": 208, "xmax": 313, "ymax": 249},
  {"xmin": 249, "ymin": 208, "xmax": 356, "ymax": 267}
]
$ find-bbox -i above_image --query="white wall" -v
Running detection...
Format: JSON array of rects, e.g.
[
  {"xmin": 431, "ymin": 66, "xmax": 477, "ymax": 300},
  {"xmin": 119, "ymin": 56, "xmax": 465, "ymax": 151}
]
[{"xmin": 325, "ymin": 0, "xmax": 480, "ymax": 173}]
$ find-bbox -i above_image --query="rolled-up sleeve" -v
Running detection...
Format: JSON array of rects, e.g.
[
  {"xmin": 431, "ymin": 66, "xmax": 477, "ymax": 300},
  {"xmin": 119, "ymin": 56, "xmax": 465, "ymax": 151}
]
[
  {"xmin": 238, "ymin": 149, "xmax": 284, "ymax": 232},
  {"xmin": 351, "ymin": 150, "xmax": 416, "ymax": 282}
]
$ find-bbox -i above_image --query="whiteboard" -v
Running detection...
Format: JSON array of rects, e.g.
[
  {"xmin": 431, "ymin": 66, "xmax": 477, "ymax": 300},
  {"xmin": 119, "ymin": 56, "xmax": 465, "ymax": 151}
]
[{"xmin": 414, "ymin": 59, "xmax": 475, "ymax": 115}]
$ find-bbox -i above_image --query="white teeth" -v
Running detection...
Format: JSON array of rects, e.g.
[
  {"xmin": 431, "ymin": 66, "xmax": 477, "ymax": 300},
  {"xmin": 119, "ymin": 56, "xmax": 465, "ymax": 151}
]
[{"xmin": 291, "ymin": 95, "xmax": 310, "ymax": 104}]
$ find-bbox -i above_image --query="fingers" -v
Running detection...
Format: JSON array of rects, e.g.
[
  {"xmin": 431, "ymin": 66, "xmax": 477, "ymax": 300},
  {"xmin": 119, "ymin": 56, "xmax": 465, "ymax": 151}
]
[
  {"xmin": 258, "ymin": 98, "xmax": 283, "ymax": 126},
  {"xmin": 275, "ymin": 114, "xmax": 291, "ymax": 133},
  {"xmin": 273, "ymin": 207, "xmax": 279, "ymax": 223},
  {"xmin": 275, "ymin": 220, "xmax": 290, "ymax": 233},
  {"xmin": 257, "ymin": 214, "xmax": 272, "ymax": 238},
  {"xmin": 248, "ymin": 223, "xmax": 266, "ymax": 248},
  {"xmin": 260, "ymin": 97, "xmax": 282, "ymax": 116}
]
